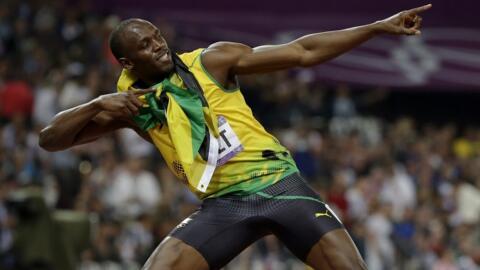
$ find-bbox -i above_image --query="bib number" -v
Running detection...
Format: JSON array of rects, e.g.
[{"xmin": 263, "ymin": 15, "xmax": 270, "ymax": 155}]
[{"xmin": 217, "ymin": 115, "xmax": 243, "ymax": 166}]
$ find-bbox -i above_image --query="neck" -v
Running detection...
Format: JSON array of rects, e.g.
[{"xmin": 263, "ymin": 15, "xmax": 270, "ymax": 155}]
[
  {"xmin": 140, "ymin": 74, "xmax": 169, "ymax": 87},
  {"xmin": 134, "ymin": 70, "xmax": 172, "ymax": 87}
]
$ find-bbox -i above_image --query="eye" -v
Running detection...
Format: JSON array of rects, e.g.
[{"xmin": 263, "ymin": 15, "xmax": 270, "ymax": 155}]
[{"xmin": 141, "ymin": 40, "xmax": 149, "ymax": 49}]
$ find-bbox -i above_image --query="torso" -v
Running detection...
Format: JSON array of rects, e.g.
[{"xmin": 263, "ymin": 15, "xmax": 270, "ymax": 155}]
[{"xmin": 117, "ymin": 48, "xmax": 299, "ymax": 199}]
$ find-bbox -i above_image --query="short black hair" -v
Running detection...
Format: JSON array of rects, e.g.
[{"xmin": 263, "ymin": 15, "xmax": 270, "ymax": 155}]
[{"xmin": 109, "ymin": 18, "xmax": 145, "ymax": 60}]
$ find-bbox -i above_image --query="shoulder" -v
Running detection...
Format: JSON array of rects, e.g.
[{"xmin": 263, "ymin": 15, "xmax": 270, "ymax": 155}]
[
  {"xmin": 177, "ymin": 48, "xmax": 204, "ymax": 66},
  {"xmin": 201, "ymin": 42, "xmax": 252, "ymax": 71},
  {"xmin": 202, "ymin": 42, "xmax": 251, "ymax": 60},
  {"xmin": 205, "ymin": 42, "xmax": 251, "ymax": 53}
]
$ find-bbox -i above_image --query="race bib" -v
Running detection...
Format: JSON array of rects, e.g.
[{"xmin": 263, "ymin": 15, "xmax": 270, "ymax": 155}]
[{"xmin": 217, "ymin": 115, "xmax": 243, "ymax": 166}]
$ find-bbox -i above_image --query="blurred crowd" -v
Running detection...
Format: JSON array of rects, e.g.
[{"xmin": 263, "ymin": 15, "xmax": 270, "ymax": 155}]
[{"xmin": 0, "ymin": 0, "xmax": 479, "ymax": 270}]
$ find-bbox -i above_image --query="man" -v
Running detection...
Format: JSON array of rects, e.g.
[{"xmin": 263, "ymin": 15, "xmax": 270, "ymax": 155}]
[{"xmin": 39, "ymin": 4, "xmax": 431, "ymax": 269}]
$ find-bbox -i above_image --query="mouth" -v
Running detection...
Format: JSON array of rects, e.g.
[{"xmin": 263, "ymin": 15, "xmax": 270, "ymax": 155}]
[{"xmin": 156, "ymin": 49, "xmax": 170, "ymax": 62}]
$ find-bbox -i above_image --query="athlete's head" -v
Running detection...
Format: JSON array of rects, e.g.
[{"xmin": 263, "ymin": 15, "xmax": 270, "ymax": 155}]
[{"xmin": 109, "ymin": 18, "xmax": 174, "ymax": 83}]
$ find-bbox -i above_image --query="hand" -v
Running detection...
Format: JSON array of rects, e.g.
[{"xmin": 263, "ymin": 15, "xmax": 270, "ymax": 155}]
[
  {"xmin": 377, "ymin": 4, "xmax": 432, "ymax": 36},
  {"xmin": 94, "ymin": 88, "xmax": 156, "ymax": 117}
]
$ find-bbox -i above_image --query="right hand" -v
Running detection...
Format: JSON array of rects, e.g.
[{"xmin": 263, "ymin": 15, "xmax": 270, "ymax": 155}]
[{"xmin": 94, "ymin": 88, "xmax": 156, "ymax": 117}]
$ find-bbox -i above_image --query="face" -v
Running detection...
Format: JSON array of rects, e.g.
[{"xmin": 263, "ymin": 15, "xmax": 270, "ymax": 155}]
[{"xmin": 120, "ymin": 20, "xmax": 174, "ymax": 82}]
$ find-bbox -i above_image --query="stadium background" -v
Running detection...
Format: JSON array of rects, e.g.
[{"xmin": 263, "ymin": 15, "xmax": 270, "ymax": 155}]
[{"xmin": 0, "ymin": 0, "xmax": 479, "ymax": 269}]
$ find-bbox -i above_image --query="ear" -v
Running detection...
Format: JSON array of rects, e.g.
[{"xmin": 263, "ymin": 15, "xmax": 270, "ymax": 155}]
[{"xmin": 119, "ymin": 57, "xmax": 134, "ymax": 70}]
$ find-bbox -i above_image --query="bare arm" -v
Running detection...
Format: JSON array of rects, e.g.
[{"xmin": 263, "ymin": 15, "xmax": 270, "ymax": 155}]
[
  {"xmin": 202, "ymin": 4, "xmax": 431, "ymax": 85},
  {"xmin": 39, "ymin": 89, "xmax": 155, "ymax": 152}
]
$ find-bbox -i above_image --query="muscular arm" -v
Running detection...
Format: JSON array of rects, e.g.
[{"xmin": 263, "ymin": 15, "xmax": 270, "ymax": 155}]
[
  {"xmin": 202, "ymin": 4, "xmax": 431, "ymax": 85},
  {"xmin": 39, "ymin": 89, "xmax": 154, "ymax": 152},
  {"xmin": 75, "ymin": 111, "xmax": 153, "ymax": 145}
]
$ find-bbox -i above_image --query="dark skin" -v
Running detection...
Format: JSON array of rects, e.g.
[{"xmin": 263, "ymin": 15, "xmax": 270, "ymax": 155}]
[
  {"xmin": 39, "ymin": 4, "xmax": 431, "ymax": 269},
  {"xmin": 117, "ymin": 21, "xmax": 175, "ymax": 85}
]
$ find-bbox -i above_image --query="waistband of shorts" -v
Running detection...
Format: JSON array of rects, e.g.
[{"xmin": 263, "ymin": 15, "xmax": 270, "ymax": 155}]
[
  {"xmin": 213, "ymin": 172, "xmax": 306, "ymax": 201},
  {"xmin": 255, "ymin": 172, "xmax": 306, "ymax": 195}
]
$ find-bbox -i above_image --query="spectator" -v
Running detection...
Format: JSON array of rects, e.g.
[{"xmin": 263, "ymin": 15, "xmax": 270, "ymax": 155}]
[{"xmin": 103, "ymin": 157, "xmax": 161, "ymax": 219}]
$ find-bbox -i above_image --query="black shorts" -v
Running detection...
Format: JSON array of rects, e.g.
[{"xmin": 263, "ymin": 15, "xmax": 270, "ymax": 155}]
[{"xmin": 169, "ymin": 173, "xmax": 343, "ymax": 270}]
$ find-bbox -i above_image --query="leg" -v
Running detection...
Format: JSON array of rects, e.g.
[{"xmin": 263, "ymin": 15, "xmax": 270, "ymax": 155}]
[
  {"xmin": 142, "ymin": 236, "xmax": 209, "ymax": 270},
  {"xmin": 306, "ymin": 228, "xmax": 367, "ymax": 270},
  {"xmin": 259, "ymin": 173, "xmax": 367, "ymax": 269},
  {"xmin": 274, "ymin": 205, "xmax": 367, "ymax": 270},
  {"xmin": 147, "ymin": 197, "xmax": 270, "ymax": 270}
]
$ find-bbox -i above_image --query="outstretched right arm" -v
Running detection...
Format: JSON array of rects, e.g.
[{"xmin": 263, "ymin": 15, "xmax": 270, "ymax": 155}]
[{"xmin": 39, "ymin": 89, "xmax": 154, "ymax": 152}]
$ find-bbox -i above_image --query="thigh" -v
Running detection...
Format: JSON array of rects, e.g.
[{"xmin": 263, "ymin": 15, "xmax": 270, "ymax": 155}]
[
  {"xmin": 306, "ymin": 228, "xmax": 367, "ymax": 270},
  {"xmin": 262, "ymin": 174, "xmax": 365, "ymax": 269},
  {"xmin": 167, "ymin": 200, "xmax": 270, "ymax": 270},
  {"xmin": 262, "ymin": 174, "xmax": 344, "ymax": 260},
  {"xmin": 142, "ymin": 236, "xmax": 209, "ymax": 270},
  {"xmin": 272, "ymin": 196, "xmax": 345, "ymax": 261}
]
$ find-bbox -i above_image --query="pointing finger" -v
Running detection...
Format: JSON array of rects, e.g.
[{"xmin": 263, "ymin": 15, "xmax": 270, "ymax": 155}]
[
  {"xmin": 408, "ymin": 4, "xmax": 432, "ymax": 15},
  {"xmin": 132, "ymin": 88, "xmax": 157, "ymax": 95}
]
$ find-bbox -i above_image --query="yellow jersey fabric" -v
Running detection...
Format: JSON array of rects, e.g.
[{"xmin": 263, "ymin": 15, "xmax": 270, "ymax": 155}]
[{"xmin": 117, "ymin": 48, "xmax": 298, "ymax": 199}]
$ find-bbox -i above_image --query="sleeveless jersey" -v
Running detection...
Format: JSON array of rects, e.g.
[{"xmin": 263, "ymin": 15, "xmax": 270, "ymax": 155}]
[{"xmin": 117, "ymin": 48, "xmax": 298, "ymax": 199}]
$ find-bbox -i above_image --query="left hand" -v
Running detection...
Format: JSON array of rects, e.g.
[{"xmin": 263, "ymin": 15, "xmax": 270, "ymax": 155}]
[{"xmin": 377, "ymin": 4, "xmax": 432, "ymax": 36}]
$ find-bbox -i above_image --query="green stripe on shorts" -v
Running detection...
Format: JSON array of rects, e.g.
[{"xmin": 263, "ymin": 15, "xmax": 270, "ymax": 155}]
[{"xmin": 255, "ymin": 191, "xmax": 325, "ymax": 205}]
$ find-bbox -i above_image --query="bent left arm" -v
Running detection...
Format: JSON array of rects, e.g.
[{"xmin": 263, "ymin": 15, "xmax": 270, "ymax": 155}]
[{"xmin": 202, "ymin": 4, "xmax": 431, "ymax": 81}]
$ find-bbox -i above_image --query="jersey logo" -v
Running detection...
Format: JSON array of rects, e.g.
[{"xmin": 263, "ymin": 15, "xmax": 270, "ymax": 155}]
[{"xmin": 315, "ymin": 210, "xmax": 332, "ymax": 218}]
